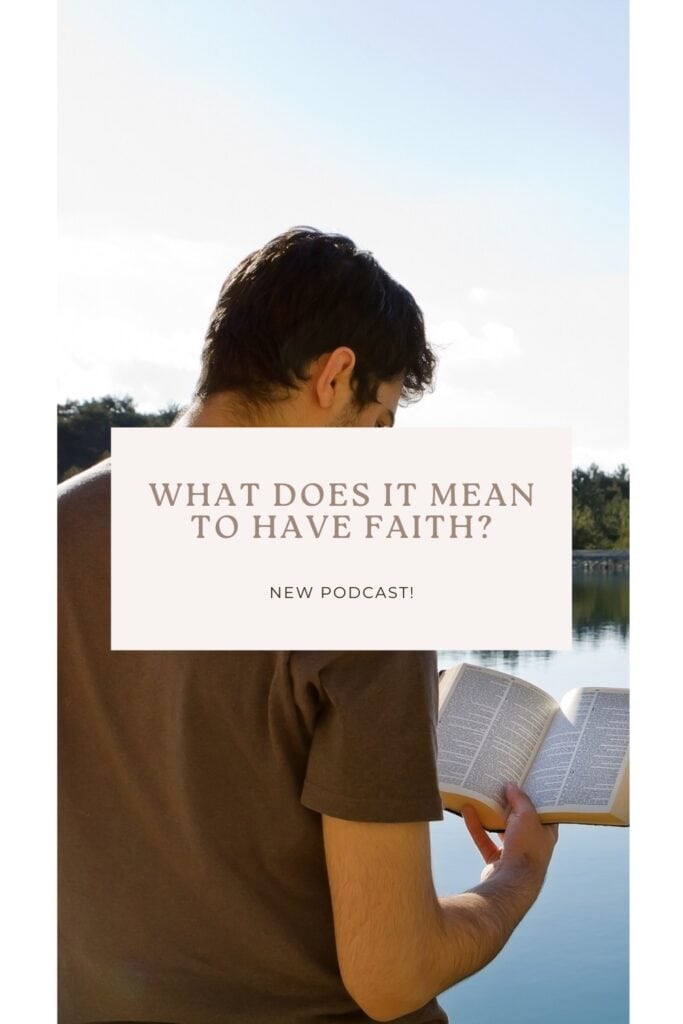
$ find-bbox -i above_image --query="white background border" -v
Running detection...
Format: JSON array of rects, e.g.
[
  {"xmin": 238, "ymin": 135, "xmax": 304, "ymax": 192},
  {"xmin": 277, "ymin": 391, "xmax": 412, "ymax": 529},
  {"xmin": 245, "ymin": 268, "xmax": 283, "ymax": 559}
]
[{"xmin": 2, "ymin": 1, "xmax": 680, "ymax": 1020}]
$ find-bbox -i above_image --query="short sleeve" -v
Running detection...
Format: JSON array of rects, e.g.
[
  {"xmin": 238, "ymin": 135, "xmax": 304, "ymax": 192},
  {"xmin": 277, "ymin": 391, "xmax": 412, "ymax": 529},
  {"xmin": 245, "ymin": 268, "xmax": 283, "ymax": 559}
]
[{"xmin": 291, "ymin": 650, "xmax": 444, "ymax": 823}]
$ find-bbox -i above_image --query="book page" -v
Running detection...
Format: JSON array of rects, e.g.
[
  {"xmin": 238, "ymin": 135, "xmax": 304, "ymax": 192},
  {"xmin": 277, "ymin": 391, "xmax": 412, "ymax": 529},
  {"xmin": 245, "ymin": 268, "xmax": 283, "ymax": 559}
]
[
  {"xmin": 524, "ymin": 688, "xmax": 629, "ymax": 811},
  {"xmin": 438, "ymin": 664, "xmax": 558, "ymax": 806}
]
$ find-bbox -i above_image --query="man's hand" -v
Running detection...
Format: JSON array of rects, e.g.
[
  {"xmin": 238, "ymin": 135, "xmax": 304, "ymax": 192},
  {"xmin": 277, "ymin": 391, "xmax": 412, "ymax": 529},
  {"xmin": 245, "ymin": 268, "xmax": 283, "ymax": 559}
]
[{"xmin": 462, "ymin": 782, "xmax": 559, "ymax": 897}]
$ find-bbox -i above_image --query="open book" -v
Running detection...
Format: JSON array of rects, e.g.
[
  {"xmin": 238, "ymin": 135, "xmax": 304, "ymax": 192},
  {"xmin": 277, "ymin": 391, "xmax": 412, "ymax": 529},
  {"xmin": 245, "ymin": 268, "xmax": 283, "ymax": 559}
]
[{"xmin": 437, "ymin": 663, "xmax": 629, "ymax": 830}]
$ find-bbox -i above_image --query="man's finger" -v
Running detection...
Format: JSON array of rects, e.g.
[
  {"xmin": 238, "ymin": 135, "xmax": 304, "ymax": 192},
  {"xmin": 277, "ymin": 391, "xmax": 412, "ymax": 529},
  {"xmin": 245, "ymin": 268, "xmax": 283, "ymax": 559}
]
[{"xmin": 462, "ymin": 805, "xmax": 501, "ymax": 863}]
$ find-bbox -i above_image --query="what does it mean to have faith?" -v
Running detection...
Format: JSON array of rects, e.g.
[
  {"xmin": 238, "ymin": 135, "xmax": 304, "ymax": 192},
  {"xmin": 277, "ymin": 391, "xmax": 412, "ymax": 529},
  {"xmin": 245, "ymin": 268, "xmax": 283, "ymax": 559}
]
[{"xmin": 147, "ymin": 481, "xmax": 535, "ymax": 540}]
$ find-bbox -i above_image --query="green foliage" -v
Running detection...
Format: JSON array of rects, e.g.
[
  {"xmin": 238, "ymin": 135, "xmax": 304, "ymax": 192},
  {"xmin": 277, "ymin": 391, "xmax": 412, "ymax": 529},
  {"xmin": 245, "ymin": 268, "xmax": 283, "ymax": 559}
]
[
  {"xmin": 58, "ymin": 395, "xmax": 180, "ymax": 481},
  {"xmin": 572, "ymin": 463, "xmax": 629, "ymax": 550}
]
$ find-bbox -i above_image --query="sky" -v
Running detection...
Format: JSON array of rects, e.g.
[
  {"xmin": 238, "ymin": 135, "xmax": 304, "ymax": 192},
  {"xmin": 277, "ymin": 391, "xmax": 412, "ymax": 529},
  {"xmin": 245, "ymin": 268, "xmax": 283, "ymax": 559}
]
[{"xmin": 58, "ymin": 0, "xmax": 628, "ymax": 468}]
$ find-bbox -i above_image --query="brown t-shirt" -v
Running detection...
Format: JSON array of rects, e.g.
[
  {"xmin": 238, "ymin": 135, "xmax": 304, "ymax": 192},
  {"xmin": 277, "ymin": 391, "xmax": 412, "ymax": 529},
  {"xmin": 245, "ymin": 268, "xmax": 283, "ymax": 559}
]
[{"xmin": 58, "ymin": 460, "xmax": 447, "ymax": 1024}]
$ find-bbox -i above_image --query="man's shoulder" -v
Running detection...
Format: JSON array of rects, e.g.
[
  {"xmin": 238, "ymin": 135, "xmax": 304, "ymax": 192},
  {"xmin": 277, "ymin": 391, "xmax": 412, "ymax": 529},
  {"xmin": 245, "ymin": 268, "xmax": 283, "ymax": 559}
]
[
  {"xmin": 58, "ymin": 457, "xmax": 111, "ymax": 499},
  {"xmin": 58, "ymin": 458, "xmax": 111, "ymax": 535}
]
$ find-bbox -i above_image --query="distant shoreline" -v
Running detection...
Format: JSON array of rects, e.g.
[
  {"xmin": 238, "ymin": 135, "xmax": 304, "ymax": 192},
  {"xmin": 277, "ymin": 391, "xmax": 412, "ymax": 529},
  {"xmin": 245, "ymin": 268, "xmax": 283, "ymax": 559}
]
[{"xmin": 573, "ymin": 550, "xmax": 629, "ymax": 572}]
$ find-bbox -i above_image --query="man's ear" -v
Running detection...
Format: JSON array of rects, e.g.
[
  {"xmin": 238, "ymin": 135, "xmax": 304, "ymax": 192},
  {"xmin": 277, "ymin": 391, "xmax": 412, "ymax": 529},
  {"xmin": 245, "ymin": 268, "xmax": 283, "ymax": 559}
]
[{"xmin": 313, "ymin": 347, "xmax": 357, "ymax": 410}]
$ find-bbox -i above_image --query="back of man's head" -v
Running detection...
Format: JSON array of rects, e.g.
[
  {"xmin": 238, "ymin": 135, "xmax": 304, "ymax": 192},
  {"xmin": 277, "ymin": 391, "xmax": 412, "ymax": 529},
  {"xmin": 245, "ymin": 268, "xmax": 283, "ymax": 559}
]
[{"xmin": 195, "ymin": 226, "xmax": 435, "ymax": 408}]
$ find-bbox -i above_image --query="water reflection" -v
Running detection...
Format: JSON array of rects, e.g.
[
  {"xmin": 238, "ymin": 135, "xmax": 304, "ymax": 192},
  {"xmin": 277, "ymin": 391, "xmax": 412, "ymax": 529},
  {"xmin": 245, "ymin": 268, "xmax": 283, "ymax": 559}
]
[
  {"xmin": 440, "ymin": 649, "xmax": 553, "ymax": 672},
  {"xmin": 432, "ymin": 571, "xmax": 629, "ymax": 1024},
  {"xmin": 440, "ymin": 570, "xmax": 629, "ymax": 675},
  {"xmin": 573, "ymin": 569, "xmax": 629, "ymax": 642}
]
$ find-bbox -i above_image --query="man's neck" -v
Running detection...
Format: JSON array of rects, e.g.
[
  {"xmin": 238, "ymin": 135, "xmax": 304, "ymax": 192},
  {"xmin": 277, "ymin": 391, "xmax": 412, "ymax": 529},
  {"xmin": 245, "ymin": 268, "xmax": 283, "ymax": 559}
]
[{"xmin": 174, "ymin": 393, "xmax": 306, "ymax": 428}]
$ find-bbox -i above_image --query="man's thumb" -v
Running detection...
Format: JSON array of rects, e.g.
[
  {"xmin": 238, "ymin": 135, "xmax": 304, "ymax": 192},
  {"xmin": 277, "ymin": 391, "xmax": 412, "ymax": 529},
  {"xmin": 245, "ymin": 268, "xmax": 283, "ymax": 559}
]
[{"xmin": 505, "ymin": 781, "xmax": 534, "ymax": 814}]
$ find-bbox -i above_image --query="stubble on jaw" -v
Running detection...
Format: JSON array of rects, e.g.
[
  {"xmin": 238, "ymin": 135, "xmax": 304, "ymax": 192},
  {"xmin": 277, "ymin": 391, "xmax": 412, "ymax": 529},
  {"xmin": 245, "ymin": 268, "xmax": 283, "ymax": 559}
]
[{"xmin": 329, "ymin": 399, "xmax": 366, "ymax": 427}]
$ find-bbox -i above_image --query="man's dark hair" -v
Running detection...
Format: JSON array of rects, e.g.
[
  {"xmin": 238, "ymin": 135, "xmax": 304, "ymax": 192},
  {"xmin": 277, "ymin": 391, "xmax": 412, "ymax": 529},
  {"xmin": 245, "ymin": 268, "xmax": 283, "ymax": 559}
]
[{"xmin": 195, "ymin": 226, "xmax": 436, "ymax": 407}]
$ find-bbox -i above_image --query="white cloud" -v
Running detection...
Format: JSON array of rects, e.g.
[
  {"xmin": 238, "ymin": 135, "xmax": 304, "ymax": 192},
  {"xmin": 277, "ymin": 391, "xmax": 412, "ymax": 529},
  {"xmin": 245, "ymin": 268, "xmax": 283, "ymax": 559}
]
[
  {"xmin": 57, "ymin": 233, "xmax": 627, "ymax": 463},
  {"xmin": 427, "ymin": 320, "xmax": 522, "ymax": 363},
  {"xmin": 58, "ymin": 232, "xmax": 243, "ymax": 409},
  {"xmin": 399, "ymin": 381, "xmax": 505, "ymax": 429},
  {"xmin": 572, "ymin": 447, "xmax": 630, "ymax": 472}
]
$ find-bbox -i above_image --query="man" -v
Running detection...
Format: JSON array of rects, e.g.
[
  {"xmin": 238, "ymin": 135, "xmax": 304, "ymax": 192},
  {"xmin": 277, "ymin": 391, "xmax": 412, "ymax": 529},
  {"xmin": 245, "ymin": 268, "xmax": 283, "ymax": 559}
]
[{"xmin": 59, "ymin": 227, "xmax": 558, "ymax": 1024}]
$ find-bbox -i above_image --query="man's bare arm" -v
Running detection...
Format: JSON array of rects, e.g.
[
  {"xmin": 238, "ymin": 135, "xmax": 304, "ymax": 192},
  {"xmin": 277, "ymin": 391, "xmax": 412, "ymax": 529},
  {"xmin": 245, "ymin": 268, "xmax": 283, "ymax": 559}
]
[{"xmin": 323, "ymin": 783, "xmax": 558, "ymax": 1022}]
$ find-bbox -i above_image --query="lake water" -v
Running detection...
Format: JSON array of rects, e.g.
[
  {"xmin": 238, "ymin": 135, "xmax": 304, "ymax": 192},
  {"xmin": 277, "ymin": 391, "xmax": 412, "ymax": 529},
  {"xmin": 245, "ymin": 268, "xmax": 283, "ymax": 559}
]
[{"xmin": 432, "ymin": 570, "xmax": 629, "ymax": 1024}]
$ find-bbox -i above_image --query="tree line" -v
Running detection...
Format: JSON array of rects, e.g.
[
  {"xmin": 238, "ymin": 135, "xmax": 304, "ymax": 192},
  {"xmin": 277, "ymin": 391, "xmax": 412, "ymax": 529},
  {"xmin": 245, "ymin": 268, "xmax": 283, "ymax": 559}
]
[
  {"xmin": 572, "ymin": 463, "xmax": 629, "ymax": 550},
  {"xmin": 57, "ymin": 396, "xmax": 629, "ymax": 550},
  {"xmin": 58, "ymin": 396, "xmax": 180, "ymax": 483}
]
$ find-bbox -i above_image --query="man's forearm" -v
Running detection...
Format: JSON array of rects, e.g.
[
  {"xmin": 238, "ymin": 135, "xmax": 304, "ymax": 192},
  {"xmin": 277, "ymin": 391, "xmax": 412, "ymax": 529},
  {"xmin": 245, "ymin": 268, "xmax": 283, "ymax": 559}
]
[
  {"xmin": 373, "ymin": 864, "xmax": 542, "ymax": 1021},
  {"xmin": 324, "ymin": 795, "xmax": 557, "ymax": 1023},
  {"xmin": 433, "ymin": 863, "xmax": 542, "ymax": 989}
]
